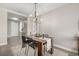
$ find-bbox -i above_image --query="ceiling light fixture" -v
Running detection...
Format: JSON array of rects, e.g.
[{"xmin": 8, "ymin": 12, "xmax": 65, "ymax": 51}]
[
  {"xmin": 34, "ymin": 3, "xmax": 38, "ymax": 34},
  {"xmin": 11, "ymin": 17, "xmax": 19, "ymax": 20},
  {"xmin": 29, "ymin": 14, "xmax": 33, "ymax": 17}
]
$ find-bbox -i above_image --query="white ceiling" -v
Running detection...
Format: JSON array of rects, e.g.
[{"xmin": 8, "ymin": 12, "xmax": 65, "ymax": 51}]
[
  {"xmin": 8, "ymin": 12, "xmax": 27, "ymax": 21},
  {"xmin": 0, "ymin": 3, "xmax": 67, "ymax": 16}
]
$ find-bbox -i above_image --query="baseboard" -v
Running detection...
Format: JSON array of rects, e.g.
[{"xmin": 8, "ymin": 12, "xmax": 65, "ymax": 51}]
[
  {"xmin": 54, "ymin": 44, "xmax": 78, "ymax": 53},
  {"xmin": 0, "ymin": 42, "xmax": 7, "ymax": 46}
]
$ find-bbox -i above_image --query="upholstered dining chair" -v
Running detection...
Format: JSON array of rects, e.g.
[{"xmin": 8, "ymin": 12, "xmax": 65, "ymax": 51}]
[{"xmin": 19, "ymin": 36, "xmax": 37, "ymax": 56}]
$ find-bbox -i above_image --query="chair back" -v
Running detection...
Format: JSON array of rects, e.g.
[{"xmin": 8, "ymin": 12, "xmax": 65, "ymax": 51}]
[{"xmin": 22, "ymin": 36, "xmax": 26, "ymax": 48}]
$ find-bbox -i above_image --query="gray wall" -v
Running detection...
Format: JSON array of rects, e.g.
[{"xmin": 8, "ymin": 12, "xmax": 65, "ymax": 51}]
[
  {"xmin": 0, "ymin": 8, "xmax": 7, "ymax": 45},
  {"xmin": 39, "ymin": 4, "xmax": 79, "ymax": 51}
]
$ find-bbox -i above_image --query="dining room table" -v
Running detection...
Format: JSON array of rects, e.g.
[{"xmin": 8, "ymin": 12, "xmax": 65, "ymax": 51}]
[{"xmin": 29, "ymin": 36, "xmax": 53, "ymax": 56}]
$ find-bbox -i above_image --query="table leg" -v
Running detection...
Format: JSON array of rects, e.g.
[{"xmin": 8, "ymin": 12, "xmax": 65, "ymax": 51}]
[
  {"xmin": 37, "ymin": 42, "xmax": 42, "ymax": 56},
  {"xmin": 77, "ymin": 39, "xmax": 79, "ymax": 55},
  {"xmin": 50, "ymin": 37, "xmax": 53, "ymax": 55}
]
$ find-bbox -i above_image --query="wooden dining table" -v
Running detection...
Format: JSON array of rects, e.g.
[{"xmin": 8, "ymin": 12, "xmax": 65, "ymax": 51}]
[
  {"xmin": 77, "ymin": 37, "xmax": 79, "ymax": 55},
  {"xmin": 29, "ymin": 36, "xmax": 53, "ymax": 56},
  {"xmin": 30, "ymin": 36, "xmax": 46, "ymax": 56}
]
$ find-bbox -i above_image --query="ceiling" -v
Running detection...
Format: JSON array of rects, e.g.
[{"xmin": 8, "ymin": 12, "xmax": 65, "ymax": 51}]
[
  {"xmin": 8, "ymin": 12, "xmax": 27, "ymax": 21},
  {"xmin": 0, "ymin": 3, "xmax": 67, "ymax": 16}
]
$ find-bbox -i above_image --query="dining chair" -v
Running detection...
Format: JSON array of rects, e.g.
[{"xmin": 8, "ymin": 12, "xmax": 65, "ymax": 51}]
[{"xmin": 20, "ymin": 36, "xmax": 37, "ymax": 56}]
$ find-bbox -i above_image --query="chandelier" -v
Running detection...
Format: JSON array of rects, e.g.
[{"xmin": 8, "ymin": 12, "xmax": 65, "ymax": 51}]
[
  {"xmin": 34, "ymin": 3, "xmax": 38, "ymax": 34},
  {"xmin": 31, "ymin": 3, "xmax": 40, "ymax": 35}
]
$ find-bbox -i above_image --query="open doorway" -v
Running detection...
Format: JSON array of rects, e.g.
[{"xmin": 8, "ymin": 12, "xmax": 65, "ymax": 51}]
[{"xmin": 7, "ymin": 12, "xmax": 27, "ymax": 46}]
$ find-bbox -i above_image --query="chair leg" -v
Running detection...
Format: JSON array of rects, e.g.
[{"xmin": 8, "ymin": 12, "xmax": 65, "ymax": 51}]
[
  {"xmin": 17, "ymin": 46, "xmax": 23, "ymax": 56},
  {"xmin": 25, "ymin": 44, "xmax": 29, "ymax": 56},
  {"xmin": 44, "ymin": 44, "xmax": 47, "ymax": 56},
  {"xmin": 34, "ymin": 48, "xmax": 36, "ymax": 56},
  {"xmin": 44, "ymin": 45, "xmax": 46, "ymax": 56},
  {"xmin": 25, "ymin": 44, "xmax": 27, "ymax": 55}
]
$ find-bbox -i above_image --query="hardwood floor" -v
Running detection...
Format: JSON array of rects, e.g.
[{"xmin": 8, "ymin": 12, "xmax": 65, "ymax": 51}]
[{"xmin": 0, "ymin": 36, "xmax": 78, "ymax": 56}]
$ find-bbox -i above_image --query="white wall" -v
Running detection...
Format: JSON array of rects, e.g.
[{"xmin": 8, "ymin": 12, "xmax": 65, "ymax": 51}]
[
  {"xmin": 0, "ymin": 8, "xmax": 7, "ymax": 45},
  {"xmin": 40, "ymin": 4, "xmax": 79, "ymax": 51},
  {"xmin": 22, "ymin": 21, "xmax": 27, "ymax": 36},
  {"xmin": 27, "ymin": 17, "xmax": 33, "ymax": 36},
  {"xmin": 27, "ymin": 17, "xmax": 37, "ymax": 36}
]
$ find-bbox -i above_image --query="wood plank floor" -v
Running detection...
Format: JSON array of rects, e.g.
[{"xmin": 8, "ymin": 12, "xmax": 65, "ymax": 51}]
[{"xmin": 0, "ymin": 36, "xmax": 78, "ymax": 56}]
